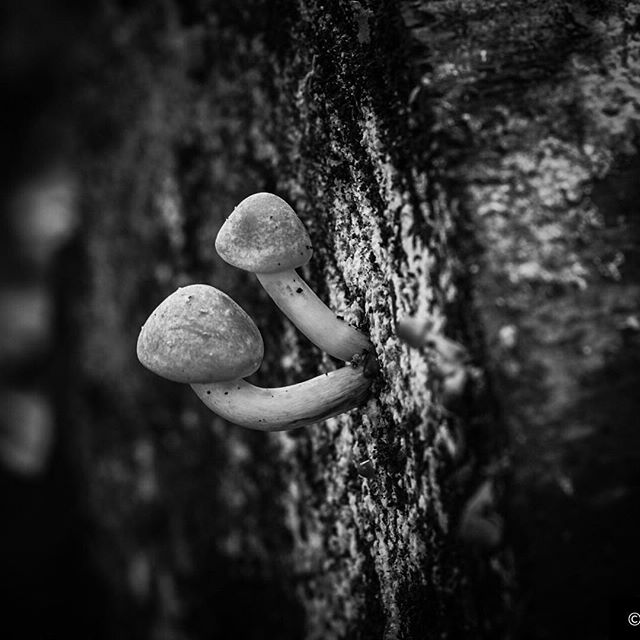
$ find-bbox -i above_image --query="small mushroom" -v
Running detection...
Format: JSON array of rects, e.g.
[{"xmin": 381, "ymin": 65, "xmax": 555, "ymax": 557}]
[
  {"xmin": 215, "ymin": 192, "xmax": 372, "ymax": 362},
  {"xmin": 397, "ymin": 316, "xmax": 471, "ymax": 410},
  {"xmin": 397, "ymin": 317, "xmax": 469, "ymax": 363},
  {"xmin": 457, "ymin": 479, "xmax": 503, "ymax": 551},
  {"xmin": 137, "ymin": 284, "xmax": 371, "ymax": 431}
]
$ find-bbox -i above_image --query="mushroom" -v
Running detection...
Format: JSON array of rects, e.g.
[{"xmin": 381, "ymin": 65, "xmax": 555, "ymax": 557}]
[
  {"xmin": 396, "ymin": 316, "xmax": 469, "ymax": 363},
  {"xmin": 397, "ymin": 316, "xmax": 471, "ymax": 410},
  {"xmin": 137, "ymin": 284, "xmax": 371, "ymax": 431},
  {"xmin": 457, "ymin": 480, "xmax": 503, "ymax": 550},
  {"xmin": 215, "ymin": 192, "xmax": 372, "ymax": 362}
]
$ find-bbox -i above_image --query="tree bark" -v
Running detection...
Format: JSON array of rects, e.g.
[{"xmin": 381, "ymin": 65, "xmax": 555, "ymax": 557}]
[{"xmin": 2, "ymin": 2, "xmax": 639, "ymax": 640}]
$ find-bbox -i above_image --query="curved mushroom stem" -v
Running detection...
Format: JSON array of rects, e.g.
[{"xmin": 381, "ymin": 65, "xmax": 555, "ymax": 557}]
[
  {"xmin": 256, "ymin": 271, "xmax": 372, "ymax": 362},
  {"xmin": 191, "ymin": 363, "xmax": 371, "ymax": 431}
]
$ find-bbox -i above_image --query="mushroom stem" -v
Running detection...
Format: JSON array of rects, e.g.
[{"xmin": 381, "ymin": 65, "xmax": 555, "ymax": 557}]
[
  {"xmin": 191, "ymin": 363, "xmax": 370, "ymax": 431},
  {"xmin": 256, "ymin": 271, "xmax": 372, "ymax": 362}
]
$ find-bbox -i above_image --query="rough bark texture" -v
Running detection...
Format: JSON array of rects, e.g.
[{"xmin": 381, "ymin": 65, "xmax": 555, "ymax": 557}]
[
  {"xmin": 2, "ymin": 2, "xmax": 639, "ymax": 640},
  {"xmin": 74, "ymin": 4, "xmax": 495, "ymax": 638},
  {"xmin": 441, "ymin": 3, "xmax": 640, "ymax": 638}
]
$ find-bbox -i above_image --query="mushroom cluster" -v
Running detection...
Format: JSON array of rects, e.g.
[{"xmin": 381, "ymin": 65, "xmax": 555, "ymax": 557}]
[{"xmin": 137, "ymin": 194, "xmax": 374, "ymax": 431}]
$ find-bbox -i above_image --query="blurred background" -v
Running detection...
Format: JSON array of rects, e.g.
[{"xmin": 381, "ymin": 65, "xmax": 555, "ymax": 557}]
[
  {"xmin": 1, "ymin": 2, "xmax": 107, "ymax": 637},
  {"xmin": 0, "ymin": 3, "xmax": 300, "ymax": 638}
]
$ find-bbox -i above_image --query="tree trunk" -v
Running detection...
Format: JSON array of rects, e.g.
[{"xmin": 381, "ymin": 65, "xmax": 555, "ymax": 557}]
[{"xmin": 2, "ymin": 2, "xmax": 639, "ymax": 639}]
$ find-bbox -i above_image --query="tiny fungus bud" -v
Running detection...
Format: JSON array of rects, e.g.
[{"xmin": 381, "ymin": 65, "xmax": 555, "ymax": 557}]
[
  {"xmin": 396, "ymin": 315, "xmax": 431, "ymax": 349},
  {"xmin": 397, "ymin": 316, "xmax": 471, "ymax": 411},
  {"xmin": 137, "ymin": 284, "xmax": 372, "ymax": 431},
  {"xmin": 440, "ymin": 366, "xmax": 469, "ymax": 412},
  {"xmin": 215, "ymin": 192, "xmax": 372, "ymax": 362},
  {"xmin": 457, "ymin": 480, "xmax": 503, "ymax": 551},
  {"xmin": 397, "ymin": 316, "xmax": 469, "ymax": 364}
]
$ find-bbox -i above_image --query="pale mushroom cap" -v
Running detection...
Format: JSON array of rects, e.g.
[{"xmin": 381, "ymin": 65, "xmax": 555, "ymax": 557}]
[
  {"xmin": 137, "ymin": 284, "xmax": 264, "ymax": 383},
  {"xmin": 215, "ymin": 192, "xmax": 313, "ymax": 273}
]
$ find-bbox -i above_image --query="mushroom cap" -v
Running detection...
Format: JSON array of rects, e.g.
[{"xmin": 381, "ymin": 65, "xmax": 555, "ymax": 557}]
[
  {"xmin": 137, "ymin": 284, "xmax": 264, "ymax": 383},
  {"xmin": 215, "ymin": 192, "xmax": 313, "ymax": 273}
]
